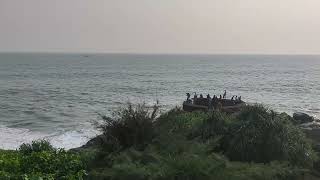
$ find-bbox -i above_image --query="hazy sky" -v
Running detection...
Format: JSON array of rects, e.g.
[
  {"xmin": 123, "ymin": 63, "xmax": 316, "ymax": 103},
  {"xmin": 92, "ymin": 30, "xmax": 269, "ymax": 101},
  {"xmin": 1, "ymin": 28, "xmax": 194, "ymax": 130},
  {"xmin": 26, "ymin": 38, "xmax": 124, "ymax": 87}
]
[{"xmin": 1, "ymin": 0, "xmax": 320, "ymax": 54}]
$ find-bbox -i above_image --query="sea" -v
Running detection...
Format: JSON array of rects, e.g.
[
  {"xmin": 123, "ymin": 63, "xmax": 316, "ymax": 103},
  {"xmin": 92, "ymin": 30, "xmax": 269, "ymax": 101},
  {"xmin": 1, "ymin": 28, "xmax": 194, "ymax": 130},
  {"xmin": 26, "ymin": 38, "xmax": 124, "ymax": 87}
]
[{"xmin": 0, "ymin": 53, "xmax": 319, "ymax": 150}]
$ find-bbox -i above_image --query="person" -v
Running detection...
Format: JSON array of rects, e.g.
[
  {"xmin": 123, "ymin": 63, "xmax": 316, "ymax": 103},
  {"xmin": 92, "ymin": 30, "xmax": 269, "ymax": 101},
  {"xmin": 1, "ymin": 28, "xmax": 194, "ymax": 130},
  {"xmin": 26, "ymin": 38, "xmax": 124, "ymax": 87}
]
[
  {"xmin": 213, "ymin": 96, "xmax": 218, "ymax": 110},
  {"xmin": 223, "ymin": 90, "xmax": 227, "ymax": 99},
  {"xmin": 231, "ymin": 95, "xmax": 235, "ymax": 100},
  {"xmin": 193, "ymin": 93, "xmax": 197, "ymax": 104},
  {"xmin": 212, "ymin": 95, "xmax": 216, "ymax": 103},
  {"xmin": 219, "ymin": 95, "xmax": 222, "ymax": 99},
  {"xmin": 186, "ymin": 93, "xmax": 191, "ymax": 100},
  {"xmin": 238, "ymin": 96, "xmax": 242, "ymax": 102},
  {"xmin": 208, "ymin": 96, "xmax": 213, "ymax": 111},
  {"xmin": 200, "ymin": 94, "xmax": 203, "ymax": 98},
  {"xmin": 206, "ymin": 94, "xmax": 211, "ymax": 99}
]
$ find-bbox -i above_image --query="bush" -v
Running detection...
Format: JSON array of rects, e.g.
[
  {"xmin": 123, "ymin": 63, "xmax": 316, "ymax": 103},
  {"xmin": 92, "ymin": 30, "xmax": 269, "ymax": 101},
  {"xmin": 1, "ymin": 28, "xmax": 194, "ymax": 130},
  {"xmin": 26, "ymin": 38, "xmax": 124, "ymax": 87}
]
[
  {"xmin": 223, "ymin": 161, "xmax": 305, "ymax": 180},
  {"xmin": 20, "ymin": 149, "xmax": 85, "ymax": 179},
  {"xmin": 155, "ymin": 110, "xmax": 207, "ymax": 137},
  {"xmin": 0, "ymin": 142, "xmax": 86, "ymax": 179},
  {"xmin": 98, "ymin": 102, "xmax": 160, "ymax": 151},
  {"xmin": 0, "ymin": 150, "xmax": 21, "ymax": 177},
  {"xmin": 19, "ymin": 139, "xmax": 54, "ymax": 155},
  {"xmin": 193, "ymin": 111, "xmax": 232, "ymax": 139},
  {"xmin": 88, "ymin": 149, "xmax": 305, "ymax": 180},
  {"xmin": 156, "ymin": 153, "xmax": 226, "ymax": 180},
  {"xmin": 225, "ymin": 105, "xmax": 316, "ymax": 167},
  {"xmin": 188, "ymin": 111, "xmax": 235, "ymax": 152}
]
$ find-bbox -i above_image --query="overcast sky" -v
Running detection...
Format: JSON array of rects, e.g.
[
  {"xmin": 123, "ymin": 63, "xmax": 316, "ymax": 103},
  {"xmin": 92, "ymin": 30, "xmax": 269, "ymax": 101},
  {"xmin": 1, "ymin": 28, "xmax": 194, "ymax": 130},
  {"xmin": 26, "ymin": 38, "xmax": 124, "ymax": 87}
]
[{"xmin": 1, "ymin": 0, "xmax": 320, "ymax": 54}]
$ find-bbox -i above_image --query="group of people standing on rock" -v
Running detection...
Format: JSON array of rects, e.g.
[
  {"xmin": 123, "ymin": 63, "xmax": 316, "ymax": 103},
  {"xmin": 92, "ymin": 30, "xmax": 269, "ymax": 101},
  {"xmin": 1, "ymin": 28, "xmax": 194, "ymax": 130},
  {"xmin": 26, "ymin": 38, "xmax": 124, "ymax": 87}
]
[{"xmin": 186, "ymin": 90, "xmax": 242, "ymax": 104}]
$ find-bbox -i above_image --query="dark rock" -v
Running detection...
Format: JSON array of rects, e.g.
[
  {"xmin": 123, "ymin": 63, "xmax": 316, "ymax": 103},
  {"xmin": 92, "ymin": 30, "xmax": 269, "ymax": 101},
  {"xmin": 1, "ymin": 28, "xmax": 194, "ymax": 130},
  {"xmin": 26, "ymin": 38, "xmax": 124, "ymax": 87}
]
[
  {"xmin": 82, "ymin": 135, "xmax": 106, "ymax": 148},
  {"xmin": 293, "ymin": 112, "xmax": 314, "ymax": 124},
  {"xmin": 70, "ymin": 134, "xmax": 105, "ymax": 152}
]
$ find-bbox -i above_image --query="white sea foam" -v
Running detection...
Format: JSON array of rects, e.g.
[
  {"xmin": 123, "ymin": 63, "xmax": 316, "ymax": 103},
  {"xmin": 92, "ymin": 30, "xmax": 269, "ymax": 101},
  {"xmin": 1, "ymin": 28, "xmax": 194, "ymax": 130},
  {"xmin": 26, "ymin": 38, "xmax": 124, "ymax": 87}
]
[
  {"xmin": 0, "ymin": 126, "xmax": 44, "ymax": 150},
  {"xmin": 0, "ymin": 125, "xmax": 98, "ymax": 150},
  {"xmin": 48, "ymin": 128, "xmax": 98, "ymax": 150}
]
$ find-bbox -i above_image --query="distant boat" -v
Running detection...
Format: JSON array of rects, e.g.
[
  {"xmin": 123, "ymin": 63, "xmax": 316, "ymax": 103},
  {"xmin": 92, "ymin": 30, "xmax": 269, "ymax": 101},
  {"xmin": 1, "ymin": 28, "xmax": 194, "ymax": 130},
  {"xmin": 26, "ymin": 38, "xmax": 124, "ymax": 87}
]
[{"xmin": 183, "ymin": 98, "xmax": 245, "ymax": 113}]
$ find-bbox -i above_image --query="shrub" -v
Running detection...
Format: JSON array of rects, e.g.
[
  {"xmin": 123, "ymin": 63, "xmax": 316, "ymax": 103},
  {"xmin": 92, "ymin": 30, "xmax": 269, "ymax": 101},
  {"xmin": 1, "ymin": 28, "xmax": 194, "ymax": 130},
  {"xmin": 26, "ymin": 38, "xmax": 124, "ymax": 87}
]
[
  {"xmin": 155, "ymin": 110, "xmax": 207, "ymax": 137},
  {"xmin": 155, "ymin": 153, "xmax": 226, "ymax": 180},
  {"xmin": 0, "ymin": 142, "xmax": 86, "ymax": 179},
  {"xmin": 223, "ymin": 161, "xmax": 306, "ymax": 180},
  {"xmin": 19, "ymin": 139, "xmax": 55, "ymax": 155},
  {"xmin": 20, "ymin": 149, "xmax": 85, "ymax": 179},
  {"xmin": 89, "ymin": 149, "xmax": 304, "ymax": 180},
  {"xmin": 225, "ymin": 105, "xmax": 316, "ymax": 167},
  {"xmin": 98, "ymin": 102, "xmax": 160, "ymax": 151},
  {"xmin": 0, "ymin": 150, "xmax": 21, "ymax": 176},
  {"xmin": 87, "ymin": 103, "xmax": 315, "ymax": 179},
  {"xmin": 188, "ymin": 111, "xmax": 235, "ymax": 152},
  {"xmin": 194, "ymin": 111, "xmax": 231, "ymax": 139}
]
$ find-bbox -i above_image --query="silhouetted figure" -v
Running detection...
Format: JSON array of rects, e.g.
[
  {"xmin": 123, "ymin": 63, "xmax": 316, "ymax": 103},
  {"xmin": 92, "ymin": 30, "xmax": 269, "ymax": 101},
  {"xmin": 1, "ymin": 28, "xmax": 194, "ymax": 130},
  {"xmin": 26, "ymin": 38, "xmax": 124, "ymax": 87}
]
[
  {"xmin": 207, "ymin": 94, "xmax": 211, "ymax": 99},
  {"xmin": 212, "ymin": 95, "xmax": 216, "ymax": 102},
  {"xmin": 208, "ymin": 96, "xmax": 213, "ymax": 110},
  {"xmin": 193, "ymin": 93, "xmax": 197, "ymax": 104},
  {"xmin": 213, "ymin": 96, "xmax": 218, "ymax": 110},
  {"xmin": 219, "ymin": 95, "xmax": 222, "ymax": 99},
  {"xmin": 200, "ymin": 94, "xmax": 203, "ymax": 98},
  {"xmin": 231, "ymin": 95, "xmax": 235, "ymax": 100},
  {"xmin": 186, "ymin": 93, "xmax": 191, "ymax": 100},
  {"xmin": 238, "ymin": 96, "xmax": 242, "ymax": 102},
  {"xmin": 223, "ymin": 90, "xmax": 227, "ymax": 99}
]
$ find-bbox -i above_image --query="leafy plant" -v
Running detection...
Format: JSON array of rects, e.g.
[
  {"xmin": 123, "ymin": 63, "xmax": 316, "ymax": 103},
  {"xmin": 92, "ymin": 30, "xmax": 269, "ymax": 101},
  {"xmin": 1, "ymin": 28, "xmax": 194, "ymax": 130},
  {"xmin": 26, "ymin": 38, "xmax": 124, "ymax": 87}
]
[
  {"xmin": 225, "ymin": 105, "xmax": 316, "ymax": 167},
  {"xmin": 19, "ymin": 139, "xmax": 54, "ymax": 155},
  {"xmin": 98, "ymin": 102, "xmax": 160, "ymax": 151},
  {"xmin": 0, "ymin": 142, "xmax": 86, "ymax": 179}
]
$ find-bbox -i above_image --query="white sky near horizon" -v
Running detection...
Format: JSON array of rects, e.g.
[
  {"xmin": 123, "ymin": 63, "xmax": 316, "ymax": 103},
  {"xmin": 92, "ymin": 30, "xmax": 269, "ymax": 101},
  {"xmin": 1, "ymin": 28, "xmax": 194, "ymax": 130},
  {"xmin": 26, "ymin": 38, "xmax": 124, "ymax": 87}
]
[{"xmin": 1, "ymin": 0, "xmax": 320, "ymax": 54}]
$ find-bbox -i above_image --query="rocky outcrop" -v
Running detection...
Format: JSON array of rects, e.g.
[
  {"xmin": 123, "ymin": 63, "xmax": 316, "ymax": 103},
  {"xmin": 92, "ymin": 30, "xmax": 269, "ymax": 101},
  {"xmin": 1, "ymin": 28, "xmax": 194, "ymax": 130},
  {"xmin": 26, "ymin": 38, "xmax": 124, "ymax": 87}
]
[
  {"xmin": 70, "ymin": 134, "xmax": 105, "ymax": 152},
  {"xmin": 293, "ymin": 112, "xmax": 314, "ymax": 124}
]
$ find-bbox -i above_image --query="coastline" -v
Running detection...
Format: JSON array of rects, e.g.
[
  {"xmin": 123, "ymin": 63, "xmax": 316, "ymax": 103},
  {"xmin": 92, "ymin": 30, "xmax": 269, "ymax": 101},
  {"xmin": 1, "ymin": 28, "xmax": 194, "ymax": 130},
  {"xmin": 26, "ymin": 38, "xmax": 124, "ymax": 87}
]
[{"xmin": 1, "ymin": 104, "xmax": 320, "ymax": 179}]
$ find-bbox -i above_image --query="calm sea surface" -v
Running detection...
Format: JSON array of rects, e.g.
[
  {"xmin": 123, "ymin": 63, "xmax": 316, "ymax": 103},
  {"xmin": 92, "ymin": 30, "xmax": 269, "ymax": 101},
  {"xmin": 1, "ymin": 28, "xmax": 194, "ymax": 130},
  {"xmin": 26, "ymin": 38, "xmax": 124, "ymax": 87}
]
[{"xmin": 0, "ymin": 53, "xmax": 319, "ymax": 149}]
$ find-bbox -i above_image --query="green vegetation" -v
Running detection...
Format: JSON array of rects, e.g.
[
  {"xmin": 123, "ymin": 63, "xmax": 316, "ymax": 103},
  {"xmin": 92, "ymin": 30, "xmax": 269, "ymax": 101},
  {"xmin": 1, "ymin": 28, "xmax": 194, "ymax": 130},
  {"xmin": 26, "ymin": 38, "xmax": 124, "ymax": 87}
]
[
  {"xmin": 1, "ymin": 103, "xmax": 319, "ymax": 179},
  {"xmin": 97, "ymin": 102, "xmax": 159, "ymax": 151},
  {"xmin": 84, "ymin": 103, "xmax": 318, "ymax": 179},
  {"xmin": 0, "ymin": 140, "xmax": 86, "ymax": 179}
]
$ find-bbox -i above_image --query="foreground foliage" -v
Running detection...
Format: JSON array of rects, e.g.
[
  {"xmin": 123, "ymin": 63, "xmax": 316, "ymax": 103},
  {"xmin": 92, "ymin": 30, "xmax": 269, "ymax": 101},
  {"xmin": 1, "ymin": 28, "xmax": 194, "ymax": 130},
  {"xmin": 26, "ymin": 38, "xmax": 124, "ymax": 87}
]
[
  {"xmin": 0, "ymin": 140, "xmax": 86, "ymax": 179},
  {"xmin": 1, "ymin": 103, "xmax": 318, "ymax": 179},
  {"xmin": 85, "ymin": 103, "xmax": 317, "ymax": 179},
  {"xmin": 225, "ymin": 105, "xmax": 316, "ymax": 167},
  {"xmin": 97, "ymin": 102, "xmax": 159, "ymax": 151}
]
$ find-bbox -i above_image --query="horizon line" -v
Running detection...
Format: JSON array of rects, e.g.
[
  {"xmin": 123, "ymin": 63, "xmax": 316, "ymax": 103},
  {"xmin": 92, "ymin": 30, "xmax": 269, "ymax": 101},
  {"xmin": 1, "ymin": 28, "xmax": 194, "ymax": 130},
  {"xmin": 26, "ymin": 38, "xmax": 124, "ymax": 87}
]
[{"xmin": 1, "ymin": 51, "xmax": 320, "ymax": 56}]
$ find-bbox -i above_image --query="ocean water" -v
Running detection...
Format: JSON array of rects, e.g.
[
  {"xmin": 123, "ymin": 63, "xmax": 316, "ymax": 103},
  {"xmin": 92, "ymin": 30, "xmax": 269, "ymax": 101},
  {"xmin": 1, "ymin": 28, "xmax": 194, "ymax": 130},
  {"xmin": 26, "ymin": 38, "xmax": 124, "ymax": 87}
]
[{"xmin": 0, "ymin": 53, "xmax": 319, "ymax": 149}]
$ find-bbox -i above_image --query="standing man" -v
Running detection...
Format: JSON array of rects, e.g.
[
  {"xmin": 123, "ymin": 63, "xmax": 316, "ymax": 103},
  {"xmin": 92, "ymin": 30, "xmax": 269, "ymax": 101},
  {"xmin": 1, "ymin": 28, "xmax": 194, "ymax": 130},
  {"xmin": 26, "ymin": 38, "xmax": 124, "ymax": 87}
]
[
  {"xmin": 186, "ymin": 93, "xmax": 191, "ymax": 100},
  {"xmin": 223, "ymin": 90, "xmax": 227, "ymax": 99}
]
